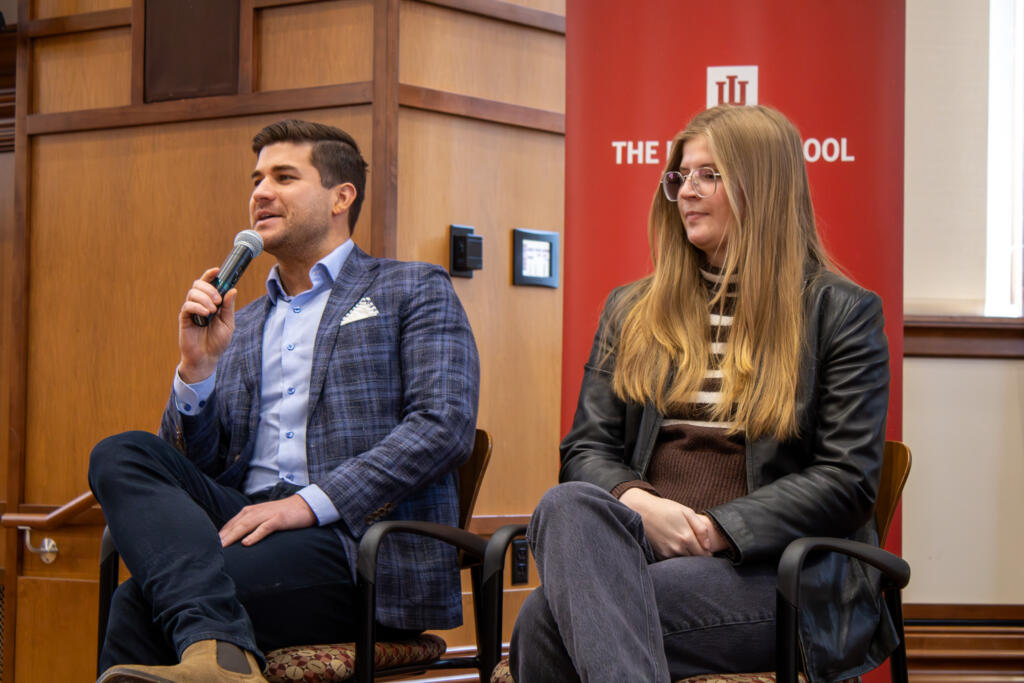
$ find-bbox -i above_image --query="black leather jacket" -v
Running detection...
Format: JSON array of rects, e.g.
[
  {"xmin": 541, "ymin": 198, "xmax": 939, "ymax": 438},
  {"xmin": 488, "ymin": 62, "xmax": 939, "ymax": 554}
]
[{"xmin": 560, "ymin": 268, "xmax": 898, "ymax": 682}]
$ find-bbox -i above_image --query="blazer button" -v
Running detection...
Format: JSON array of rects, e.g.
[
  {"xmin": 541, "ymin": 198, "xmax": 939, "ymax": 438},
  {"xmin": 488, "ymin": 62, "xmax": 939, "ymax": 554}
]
[{"xmin": 233, "ymin": 454, "xmax": 241, "ymax": 463}]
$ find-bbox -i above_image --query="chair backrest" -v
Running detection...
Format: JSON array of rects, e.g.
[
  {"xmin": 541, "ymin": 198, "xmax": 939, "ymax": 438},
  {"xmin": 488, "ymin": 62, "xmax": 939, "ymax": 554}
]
[
  {"xmin": 457, "ymin": 429, "xmax": 493, "ymax": 531},
  {"xmin": 876, "ymin": 441, "xmax": 912, "ymax": 544}
]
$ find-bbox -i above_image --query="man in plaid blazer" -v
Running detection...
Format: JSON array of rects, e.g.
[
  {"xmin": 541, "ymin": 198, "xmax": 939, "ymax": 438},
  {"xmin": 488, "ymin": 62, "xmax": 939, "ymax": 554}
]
[{"xmin": 90, "ymin": 120, "xmax": 479, "ymax": 683}]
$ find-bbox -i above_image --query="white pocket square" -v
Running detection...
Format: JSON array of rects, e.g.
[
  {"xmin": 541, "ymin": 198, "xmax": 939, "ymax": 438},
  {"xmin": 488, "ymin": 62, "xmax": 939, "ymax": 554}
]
[{"xmin": 340, "ymin": 297, "xmax": 380, "ymax": 326}]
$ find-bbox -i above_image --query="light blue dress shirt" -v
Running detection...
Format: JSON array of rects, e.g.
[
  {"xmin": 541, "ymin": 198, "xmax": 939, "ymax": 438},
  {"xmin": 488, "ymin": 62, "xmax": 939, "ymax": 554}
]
[{"xmin": 173, "ymin": 239, "xmax": 355, "ymax": 525}]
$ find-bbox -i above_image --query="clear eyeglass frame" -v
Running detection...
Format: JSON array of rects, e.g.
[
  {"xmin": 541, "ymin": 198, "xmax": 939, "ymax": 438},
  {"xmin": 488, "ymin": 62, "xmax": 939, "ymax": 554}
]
[{"xmin": 661, "ymin": 167, "xmax": 722, "ymax": 200}]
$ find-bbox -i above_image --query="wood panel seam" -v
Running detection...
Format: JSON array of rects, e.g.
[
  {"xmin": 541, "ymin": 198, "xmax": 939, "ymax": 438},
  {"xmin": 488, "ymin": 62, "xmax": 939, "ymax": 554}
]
[
  {"xmin": 415, "ymin": 0, "xmax": 565, "ymax": 34},
  {"xmin": 21, "ymin": 8, "xmax": 131, "ymax": 37},
  {"xmin": 399, "ymin": 83, "xmax": 565, "ymax": 134},
  {"xmin": 25, "ymin": 81, "xmax": 375, "ymax": 135}
]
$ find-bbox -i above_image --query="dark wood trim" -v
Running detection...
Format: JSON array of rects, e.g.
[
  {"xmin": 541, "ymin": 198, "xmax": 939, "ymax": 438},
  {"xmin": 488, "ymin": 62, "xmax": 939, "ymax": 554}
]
[
  {"xmin": 25, "ymin": 81, "xmax": 373, "ymax": 135},
  {"xmin": 22, "ymin": 82, "xmax": 565, "ymax": 138},
  {"xmin": 467, "ymin": 514, "xmax": 530, "ymax": 536},
  {"xmin": 238, "ymin": 0, "xmax": 255, "ymax": 95},
  {"xmin": 0, "ymin": 86, "xmax": 13, "ymax": 152},
  {"xmin": 252, "ymin": 0, "xmax": 322, "ymax": 7},
  {"xmin": 4, "ymin": 2, "xmax": 31, "ymax": 674},
  {"xmin": 906, "ymin": 624, "xmax": 1024, "ymax": 681},
  {"xmin": 905, "ymin": 604, "xmax": 1024, "ymax": 622},
  {"xmin": 20, "ymin": 7, "xmax": 131, "ymax": 37},
  {"xmin": 417, "ymin": 0, "xmax": 565, "ymax": 34},
  {"xmin": 371, "ymin": 0, "xmax": 399, "ymax": 259},
  {"xmin": 904, "ymin": 605, "xmax": 1024, "ymax": 682},
  {"xmin": 130, "ymin": 0, "xmax": 145, "ymax": 105},
  {"xmin": 399, "ymin": 83, "xmax": 565, "ymax": 134},
  {"xmin": 904, "ymin": 315, "xmax": 1024, "ymax": 359}
]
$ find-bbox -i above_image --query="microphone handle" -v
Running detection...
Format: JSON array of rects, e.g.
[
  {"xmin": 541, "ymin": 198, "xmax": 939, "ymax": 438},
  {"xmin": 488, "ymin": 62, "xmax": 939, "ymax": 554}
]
[{"xmin": 190, "ymin": 247, "xmax": 256, "ymax": 327}]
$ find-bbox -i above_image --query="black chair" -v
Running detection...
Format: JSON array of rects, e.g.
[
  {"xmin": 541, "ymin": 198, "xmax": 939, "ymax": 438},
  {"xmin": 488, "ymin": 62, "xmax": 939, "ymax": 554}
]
[
  {"xmin": 99, "ymin": 429, "xmax": 503, "ymax": 682},
  {"xmin": 490, "ymin": 441, "xmax": 912, "ymax": 683}
]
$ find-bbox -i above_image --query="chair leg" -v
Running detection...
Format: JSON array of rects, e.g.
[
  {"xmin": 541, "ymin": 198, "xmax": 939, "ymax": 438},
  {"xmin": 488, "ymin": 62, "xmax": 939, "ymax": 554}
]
[
  {"xmin": 355, "ymin": 573, "xmax": 377, "ymax": 683},
  {"xmin": 775, "ymin": 590, "xmax": 800, "ymax": 683},
  {"xmin": 98, "ymin": 526, "xmax": 120, "ymax": 676},
  {"xmin": 470, "ymin": 564, "xmax": 492, "ymax": 679},
  {"xmin": 885, "ymin": 588, "xmax": 909, "ymax": 683}
]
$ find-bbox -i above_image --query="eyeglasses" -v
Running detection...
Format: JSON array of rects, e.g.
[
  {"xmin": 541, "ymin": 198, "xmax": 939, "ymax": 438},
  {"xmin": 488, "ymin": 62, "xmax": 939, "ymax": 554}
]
[{"xmin": 661, "ymin": 167, "xmax": 722, "ymax": 200}]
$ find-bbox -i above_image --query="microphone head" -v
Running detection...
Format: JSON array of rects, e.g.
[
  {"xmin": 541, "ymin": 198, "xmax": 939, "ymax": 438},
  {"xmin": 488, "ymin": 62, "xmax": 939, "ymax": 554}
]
[{"xmin": 234, "ymin": 229, "xmax": 264, "ymax": 257}]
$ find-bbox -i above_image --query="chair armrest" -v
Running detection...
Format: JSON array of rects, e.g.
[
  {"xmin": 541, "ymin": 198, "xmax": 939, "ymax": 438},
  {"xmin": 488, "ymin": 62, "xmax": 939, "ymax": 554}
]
[
  {"xmin": 777, "ymin": 537, "xmax": 910, "ymax": 606},
  {"xmin": 356, "ymin": 520, "xmax": 488, "ymax": 583},
  {"xmin": 775, "ymin": 537, "xmax": 911, "ymax": 683},
  {"xmin": 354, "ymin": 520, "xmax": 490, "ymax": 683}
]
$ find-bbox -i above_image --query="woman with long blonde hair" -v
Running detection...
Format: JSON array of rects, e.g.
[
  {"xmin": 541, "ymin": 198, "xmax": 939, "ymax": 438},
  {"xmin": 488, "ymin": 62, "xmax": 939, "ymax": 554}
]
[{"xmin": 510, "ymin": 105, "xmax": 897, "ymax": 682}]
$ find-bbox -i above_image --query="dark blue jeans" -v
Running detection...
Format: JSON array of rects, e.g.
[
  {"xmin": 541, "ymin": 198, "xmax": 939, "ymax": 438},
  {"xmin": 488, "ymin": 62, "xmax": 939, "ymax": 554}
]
[
  {"xmin": 510, "ymin": 482, "xmax": 777, "ymax": 683},
  {"xmin": 89, "ymin": 431, "xmax": 365, "ymax": 671}
]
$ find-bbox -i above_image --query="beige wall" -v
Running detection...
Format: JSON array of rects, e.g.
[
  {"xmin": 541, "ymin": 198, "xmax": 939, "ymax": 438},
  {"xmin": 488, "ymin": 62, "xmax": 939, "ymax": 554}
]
[
  {"xmin": 902, "ymin": 0, "xmax": 1024, "ymax": 604},
  {"xmin": 903, "ymin": 358, "xmax": 1024, "ymax": 603}
]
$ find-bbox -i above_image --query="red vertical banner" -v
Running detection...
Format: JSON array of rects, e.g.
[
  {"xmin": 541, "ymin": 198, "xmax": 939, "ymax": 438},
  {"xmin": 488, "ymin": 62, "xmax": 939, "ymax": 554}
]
[{"xmin": 564, "ymin": 3, "xmax": 904, "ymax": 680}]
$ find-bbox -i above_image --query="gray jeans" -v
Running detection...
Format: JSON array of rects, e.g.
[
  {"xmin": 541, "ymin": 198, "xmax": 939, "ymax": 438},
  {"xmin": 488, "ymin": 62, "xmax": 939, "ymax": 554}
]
[{"xmin": 510, "ymin": 482, "xmax": 777, "ymax": 683}]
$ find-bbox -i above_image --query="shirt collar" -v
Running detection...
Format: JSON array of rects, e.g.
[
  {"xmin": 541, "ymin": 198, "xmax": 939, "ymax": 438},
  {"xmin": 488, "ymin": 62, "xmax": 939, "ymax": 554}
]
[{"xmin": 265, "ymin": 239, "xmax": 355, "ymax": 304}]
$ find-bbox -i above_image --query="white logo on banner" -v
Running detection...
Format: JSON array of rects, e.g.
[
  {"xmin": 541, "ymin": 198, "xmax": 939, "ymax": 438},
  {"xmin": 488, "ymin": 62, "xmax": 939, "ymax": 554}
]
[
  {"xmin": 707, "ymin": 66, "xmax": 758, "ymax": 107},
  {"xmin": 609, "ymin": 65, "xmax": 856, "ymax": 165}
]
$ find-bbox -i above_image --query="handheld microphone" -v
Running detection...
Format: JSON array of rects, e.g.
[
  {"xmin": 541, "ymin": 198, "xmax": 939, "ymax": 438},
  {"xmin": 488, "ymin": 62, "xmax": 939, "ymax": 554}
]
[{"xmin": 191, "ymin": 229, "xmax": 264, "ymax": 327}]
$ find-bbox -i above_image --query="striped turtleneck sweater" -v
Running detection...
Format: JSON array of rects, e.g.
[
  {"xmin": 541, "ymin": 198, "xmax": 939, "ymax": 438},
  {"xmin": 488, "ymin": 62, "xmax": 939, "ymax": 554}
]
[{"xmin": 611, "ymin": 265, "xmax": 748, "ymax": 514}]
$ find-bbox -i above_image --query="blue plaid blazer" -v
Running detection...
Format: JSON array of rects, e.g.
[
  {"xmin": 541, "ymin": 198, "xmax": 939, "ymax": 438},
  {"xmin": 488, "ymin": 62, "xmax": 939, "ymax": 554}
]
[{"xmin": 159, "ymin": 245, "xmax": 480, "ymax": 630}]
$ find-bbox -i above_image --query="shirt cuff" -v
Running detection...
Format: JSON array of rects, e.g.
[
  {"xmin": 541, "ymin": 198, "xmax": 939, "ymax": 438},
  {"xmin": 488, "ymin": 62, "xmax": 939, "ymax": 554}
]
[
  {"xmin": 297, "ymin": 485, "xmax": 340, "ymax": 526},
  {"xmin": 173, "ymin": 367, "xmax": 216, "ymax": 416}
]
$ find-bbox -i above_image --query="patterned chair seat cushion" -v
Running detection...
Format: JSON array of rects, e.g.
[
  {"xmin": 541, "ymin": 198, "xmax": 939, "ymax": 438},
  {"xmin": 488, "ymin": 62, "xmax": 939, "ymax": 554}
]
[
  {"xmin": 265, "ymin": 634, "xmax": 447, "ymax": 682},
  {"xmin": 490, "ymin": 657, "xmax": 858, "ymax": 683}
]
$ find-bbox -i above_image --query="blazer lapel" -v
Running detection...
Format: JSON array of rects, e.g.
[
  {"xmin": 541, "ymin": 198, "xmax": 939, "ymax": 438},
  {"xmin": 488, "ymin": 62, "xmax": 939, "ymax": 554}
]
[{"xmin": 308, "ymin": 246, "xmax": 381, "ymax": 408}]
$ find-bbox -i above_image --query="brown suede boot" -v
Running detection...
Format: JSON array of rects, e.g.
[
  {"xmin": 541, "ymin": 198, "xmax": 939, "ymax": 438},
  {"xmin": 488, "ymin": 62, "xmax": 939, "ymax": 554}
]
[{"xmin": 97, "ymin": 640, "xmax": 267, "ymax": 683}]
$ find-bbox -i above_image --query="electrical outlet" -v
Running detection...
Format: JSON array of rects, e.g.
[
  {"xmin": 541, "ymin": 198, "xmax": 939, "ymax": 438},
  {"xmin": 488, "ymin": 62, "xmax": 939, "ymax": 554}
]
[{"xmin": 511, "ymin": 538, "xmax": 529, "ymax": 585}]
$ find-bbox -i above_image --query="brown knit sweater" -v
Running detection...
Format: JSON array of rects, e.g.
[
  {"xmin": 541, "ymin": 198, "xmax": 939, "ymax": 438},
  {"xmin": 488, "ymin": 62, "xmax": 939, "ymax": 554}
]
[{"xmin": 612, "ymin": 266, "xmax": 748, "ymax": 513}]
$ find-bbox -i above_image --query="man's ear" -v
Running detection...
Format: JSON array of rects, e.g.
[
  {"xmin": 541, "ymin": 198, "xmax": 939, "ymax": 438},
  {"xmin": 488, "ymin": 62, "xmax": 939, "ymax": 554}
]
[{"xmin": 331, "ymin": 183, "xmax": 357, "ymax": 216}]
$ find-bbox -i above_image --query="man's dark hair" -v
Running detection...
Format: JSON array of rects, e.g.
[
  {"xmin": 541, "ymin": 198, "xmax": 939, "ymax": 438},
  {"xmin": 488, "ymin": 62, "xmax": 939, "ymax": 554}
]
[{"xmin": 252, "ymin": 119, "xmax": 368, "ymax": 232}]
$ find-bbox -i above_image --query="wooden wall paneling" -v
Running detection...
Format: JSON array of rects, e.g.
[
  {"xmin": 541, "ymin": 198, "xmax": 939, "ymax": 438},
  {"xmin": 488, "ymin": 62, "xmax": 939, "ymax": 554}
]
[
  {"xmin": 129, "ymin": 0, "xmax": 142, "ymax": 104},
  {"xmin": 30, "ymin": 27, "xmax": 131, "ymax": 113},
  {"xmin": 14, "ymin": 576, "xmax": 98, "ymax": 682},
  {"xmin": 399, "ymin": 0, "xmax": 565, "ymax": 113},
  {"xmin": 18, "ymin": 524, "xmax": 102, "ymax": 580},
  {"xmin": 144, "ymin": 0, "xmax": 241, "ymax": 103},
  {"xmin": 371, "ymin": 0, "xmax": 397, "ymax": 258},
  {"xmin": 239, "ymin": 0, "xmax": 255, "ymax": 95},
  {"xmin": 21, "ymin": 107, "xmax": 373, "ymax": 504},
  {"xmin": 395, "ymin": 108, "xmax": 563, "ymax": 518},
  {"xmin": 30, "ymin": 0, "xmax": 127, "ymax": 21},
  {"xmin": 253, "ymin": 0, "xmax": 373, "ymax": 93}
]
